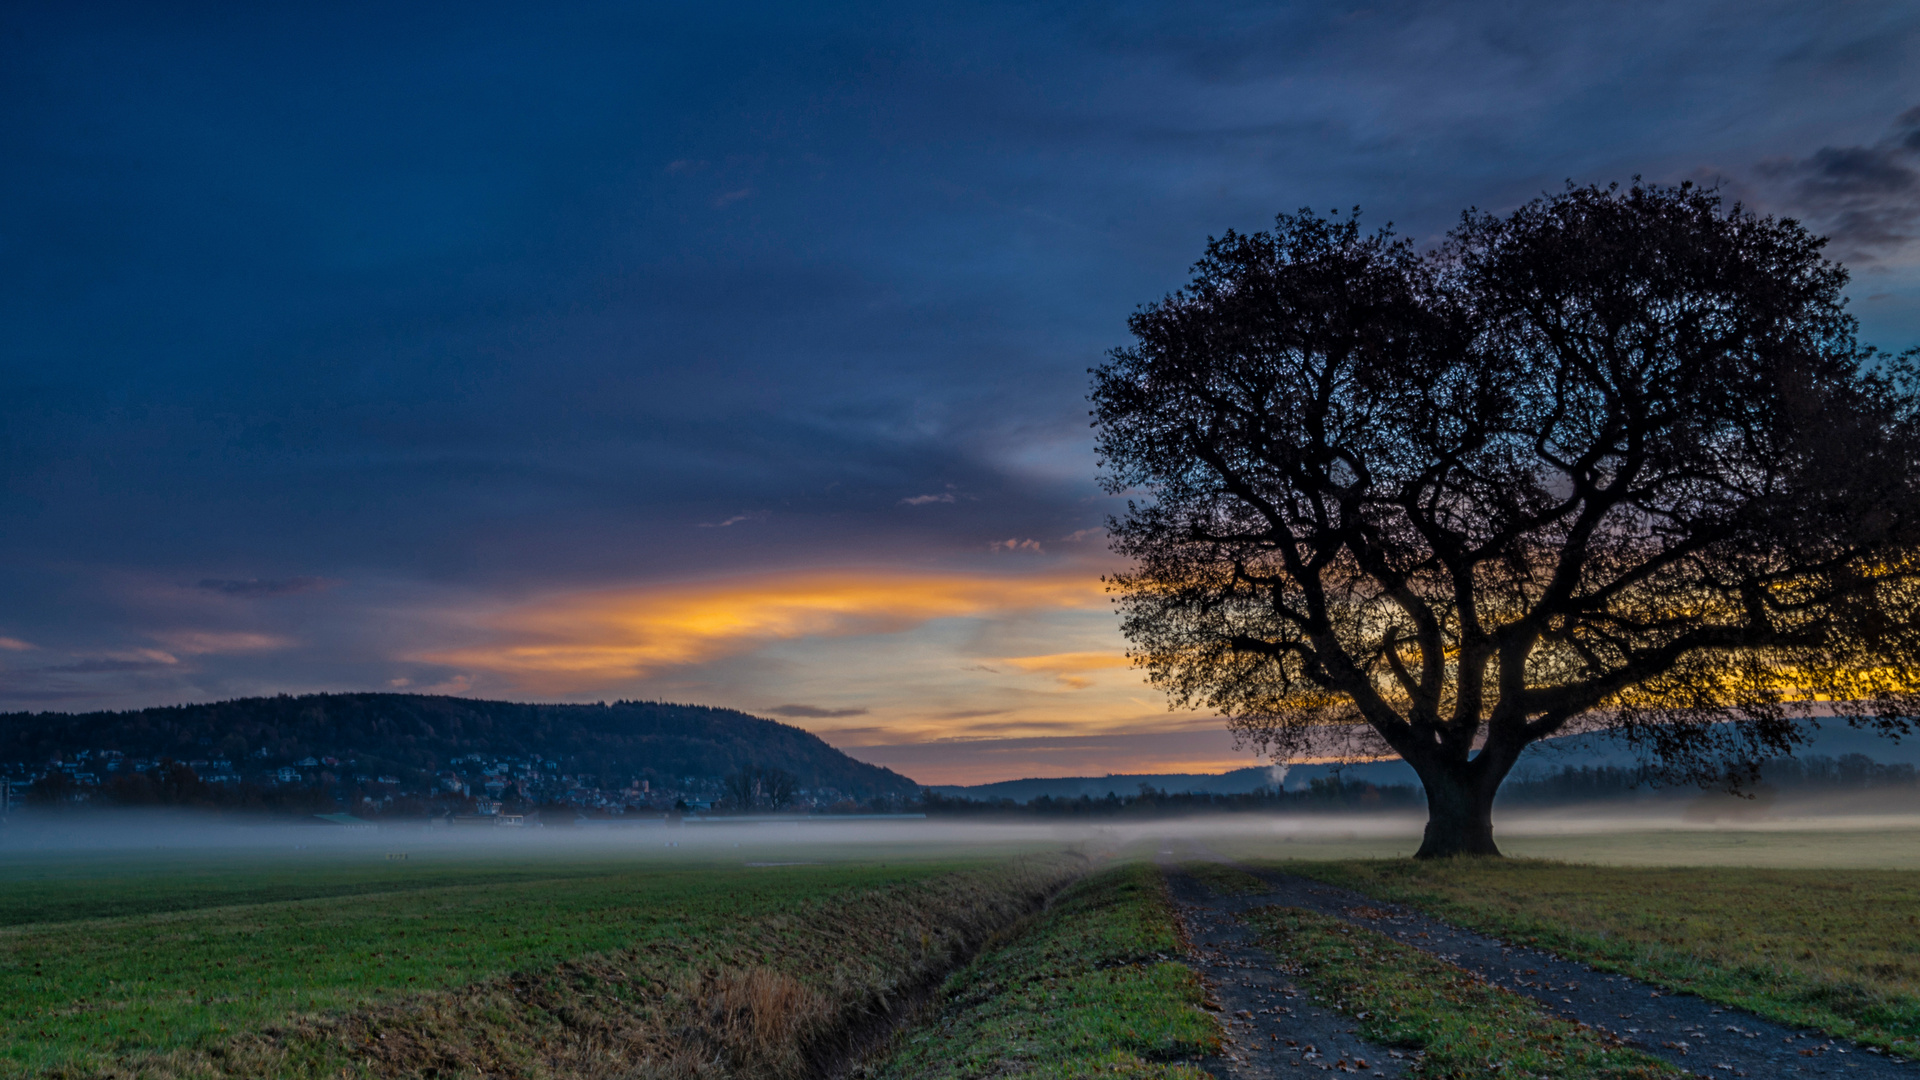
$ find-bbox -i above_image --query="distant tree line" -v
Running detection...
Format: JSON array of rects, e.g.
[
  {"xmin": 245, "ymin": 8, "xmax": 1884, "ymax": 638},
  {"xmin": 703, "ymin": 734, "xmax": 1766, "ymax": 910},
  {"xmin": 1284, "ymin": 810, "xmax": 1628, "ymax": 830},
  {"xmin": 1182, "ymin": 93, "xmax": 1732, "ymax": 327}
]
[
  {"xmin": 922, "ymin": 752, "xmax": 1920, "ymax": 819},
  {"xmin": 923, "ymin": 776, "xmax": 1422, "ymax": 818},
  {"xmin": 1496, "ymin": 754, "xmax": 1919, "ymax": 805}
]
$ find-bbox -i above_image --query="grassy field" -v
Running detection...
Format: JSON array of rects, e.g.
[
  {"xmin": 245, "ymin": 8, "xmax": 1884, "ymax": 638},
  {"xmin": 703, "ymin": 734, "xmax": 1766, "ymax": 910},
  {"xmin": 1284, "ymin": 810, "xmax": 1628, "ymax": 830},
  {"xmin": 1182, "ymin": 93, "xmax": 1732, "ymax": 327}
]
[
  {"xmin": 1237, "ymin": 905, "xmax": 1681, "ymax": 1080},
  {"xmin": 15, "ymin": 816, "xmax": 1920, "ymax": 1078},
  {"xmin": 1280, "ymin": 859, "xmax": 1920, "ymax": 1058},
  {"xmin": 0, "ymin": 837, "xmax": 1085, "ymax": 1079},
  {"xmin": 0, "ymin": 847, "xmax": 648, "ymax": 927},
  {"xmin": 869, "ymin": 862, "xmax": 1219, "ymax": 1080}
]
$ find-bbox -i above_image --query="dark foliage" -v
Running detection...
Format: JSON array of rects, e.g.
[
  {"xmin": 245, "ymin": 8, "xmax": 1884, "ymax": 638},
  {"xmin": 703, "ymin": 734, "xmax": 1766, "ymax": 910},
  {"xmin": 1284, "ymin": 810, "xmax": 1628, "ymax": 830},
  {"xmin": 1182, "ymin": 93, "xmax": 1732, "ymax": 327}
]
[
  {"xmin": 1498, "ymin": 753, "xmax": 1918, "ymax": 805},
  {"xmin": 0, "ymin": 693, "xmax": 917, "ymax": 797},
  {"xmin": 1093, "ymin": 182, "xmax": 1920, "ymax": 856}
]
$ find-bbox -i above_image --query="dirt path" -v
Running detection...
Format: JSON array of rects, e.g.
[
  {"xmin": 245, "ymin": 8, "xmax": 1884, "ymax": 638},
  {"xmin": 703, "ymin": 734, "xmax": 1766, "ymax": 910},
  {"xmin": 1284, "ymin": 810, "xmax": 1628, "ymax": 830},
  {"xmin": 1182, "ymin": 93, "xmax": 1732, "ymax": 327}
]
[
  {"xmin": 1162, "ymin": 855, "xmax": 1412, "ymax": 1077},
  {"xmin": 1172, "ymin": 847, "xmax": 1919, "ymax": 1078}
]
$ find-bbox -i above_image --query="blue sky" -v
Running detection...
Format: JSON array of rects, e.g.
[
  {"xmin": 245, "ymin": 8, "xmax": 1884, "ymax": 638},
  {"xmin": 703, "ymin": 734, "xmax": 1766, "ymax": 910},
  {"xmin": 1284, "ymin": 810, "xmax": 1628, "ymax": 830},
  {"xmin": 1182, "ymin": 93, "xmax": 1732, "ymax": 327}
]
[{"xmin": 4, "ymin": 0, "xmax": 1919, "ymax": 782}]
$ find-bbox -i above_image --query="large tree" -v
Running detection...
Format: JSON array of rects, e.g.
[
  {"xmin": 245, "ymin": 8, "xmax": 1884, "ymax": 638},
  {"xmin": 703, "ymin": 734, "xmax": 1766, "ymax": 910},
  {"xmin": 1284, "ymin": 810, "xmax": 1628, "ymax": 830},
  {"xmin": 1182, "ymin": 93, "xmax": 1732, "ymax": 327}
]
[{"xmin": 1093, "ymin": 183, "xmax": 1920, "ymax": 857}]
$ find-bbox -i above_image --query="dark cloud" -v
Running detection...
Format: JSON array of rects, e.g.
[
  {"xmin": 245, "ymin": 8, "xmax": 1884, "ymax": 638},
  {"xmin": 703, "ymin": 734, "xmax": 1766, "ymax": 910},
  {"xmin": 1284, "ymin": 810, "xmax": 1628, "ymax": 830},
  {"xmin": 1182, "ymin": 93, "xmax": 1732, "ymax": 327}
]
[
  {"xmin": 1756, "ymin": 107, "xmax": 1920, "ymax": 262},
  {"xmin": 764, "ymin": 703, "xmax": 870, "ymax": 719},
  {"xmin": 196, "ymin": 577, "xmax": 335, "ymax": 598},
  {"xmin": 1, "ymin": 0, "xmax": 1917, "ymax": 715},
  {"xmin": 38, "ymin": 657, "xmax": 178, "ymax": 674}
]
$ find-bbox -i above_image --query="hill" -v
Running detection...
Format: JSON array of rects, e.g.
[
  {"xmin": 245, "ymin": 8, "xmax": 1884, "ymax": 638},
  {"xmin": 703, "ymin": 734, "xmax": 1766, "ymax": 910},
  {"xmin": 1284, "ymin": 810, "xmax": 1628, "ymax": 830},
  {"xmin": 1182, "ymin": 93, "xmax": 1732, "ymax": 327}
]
[{"xmin": 0, "ymin": 693, "xmax": 919, "ymax": 799}]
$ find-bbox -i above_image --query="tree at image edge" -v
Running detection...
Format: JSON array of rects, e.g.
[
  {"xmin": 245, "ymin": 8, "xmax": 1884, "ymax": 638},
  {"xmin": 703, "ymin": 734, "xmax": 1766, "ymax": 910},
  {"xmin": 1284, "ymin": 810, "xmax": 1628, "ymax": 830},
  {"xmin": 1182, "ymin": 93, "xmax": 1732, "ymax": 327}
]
[{"xmin": 1093, "ymin": 182, "xmax": 1920, "ymax": 857}]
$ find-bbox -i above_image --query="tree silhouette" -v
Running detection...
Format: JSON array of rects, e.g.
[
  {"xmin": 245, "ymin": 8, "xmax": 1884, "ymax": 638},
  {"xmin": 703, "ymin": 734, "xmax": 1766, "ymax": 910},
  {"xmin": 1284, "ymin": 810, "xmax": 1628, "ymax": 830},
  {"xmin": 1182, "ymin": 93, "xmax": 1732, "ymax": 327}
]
[
  {"xmin": 1094, "ymin": 182, "xmax": 1920, "ymax": 857},
  {"xmin": 724, "ymin": 765, "xmax": 798, "ymax": 811}
]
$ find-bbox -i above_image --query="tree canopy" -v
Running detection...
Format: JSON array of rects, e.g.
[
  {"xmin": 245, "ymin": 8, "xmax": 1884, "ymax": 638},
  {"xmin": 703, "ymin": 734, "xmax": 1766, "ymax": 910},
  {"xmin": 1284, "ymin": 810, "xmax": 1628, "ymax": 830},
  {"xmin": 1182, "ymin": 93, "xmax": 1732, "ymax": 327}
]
[{"xmin": 1093, "ymin": 182, "xmax": 1920, "ymax": 856}]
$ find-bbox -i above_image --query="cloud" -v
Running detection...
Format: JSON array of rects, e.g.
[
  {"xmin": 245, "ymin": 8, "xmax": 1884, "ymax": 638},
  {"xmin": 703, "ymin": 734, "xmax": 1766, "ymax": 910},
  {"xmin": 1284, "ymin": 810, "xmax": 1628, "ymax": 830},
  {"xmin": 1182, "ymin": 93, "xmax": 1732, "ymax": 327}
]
[
  {"xmin": 196, "ymin": 577, "xmax": 335, "ymax": 598},
  {"xmin": 900, "ymin": 493, "xmax": 956, "ymax": 505},
  {"xmin": 699, "ymin": 511, "xmax": 767, "ymax": 528},
  {"xmin": 999, "ymin": 651, "xmax": 1133, "ymax": 688},
  {"xmin": 839, "ymin": 728, "xmax": 1254, "ymax": 786},
  {"xmin": 1060, "ymin": 529, "xmax": 1104, "ymax": 544},
  {"xmin": 991, "ymin": 538, "xmax": 1044, "ymax": 553},
  {"xmin": 40, "ymin": 648, "xmax": 179, "ymax": 673},
  {"xmin": 764, "ymin": 703, "xmax": 871, "ymax": 718},
  {"xmin": 0, "ymin": 637, "xmax": 35, "ymax": 651},
  {"xmin": 712, "ymin": 187, "xmax": 753, "ymax": 207},
  {"xmin": 1754, "ymin": 107, "xmax": 1920, "ymax": 264},
  {"xmin": 414, "ymin": 568, "xmax": 1107, "ymax": 691},
  {"xmin": 151, "ymin": 631, "xmax": 292, "ymax": 655}
]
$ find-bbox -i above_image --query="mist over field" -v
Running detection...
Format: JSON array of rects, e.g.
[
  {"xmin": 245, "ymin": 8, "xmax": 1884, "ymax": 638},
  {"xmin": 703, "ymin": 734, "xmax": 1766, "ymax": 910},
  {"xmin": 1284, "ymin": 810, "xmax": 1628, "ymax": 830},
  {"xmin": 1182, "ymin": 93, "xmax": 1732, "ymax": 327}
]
[{"xmin": 8, "ymin": 791, "xmax": 1920, "ymax": 869}]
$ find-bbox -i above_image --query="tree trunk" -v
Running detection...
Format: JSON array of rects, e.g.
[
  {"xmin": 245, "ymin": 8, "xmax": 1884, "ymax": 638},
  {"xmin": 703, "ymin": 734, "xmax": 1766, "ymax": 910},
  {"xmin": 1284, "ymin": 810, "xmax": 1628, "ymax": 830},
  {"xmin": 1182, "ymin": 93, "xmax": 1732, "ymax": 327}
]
[{"xmin": 1413, "ymin": 764, "xmax": 1501, "ymax": 859}]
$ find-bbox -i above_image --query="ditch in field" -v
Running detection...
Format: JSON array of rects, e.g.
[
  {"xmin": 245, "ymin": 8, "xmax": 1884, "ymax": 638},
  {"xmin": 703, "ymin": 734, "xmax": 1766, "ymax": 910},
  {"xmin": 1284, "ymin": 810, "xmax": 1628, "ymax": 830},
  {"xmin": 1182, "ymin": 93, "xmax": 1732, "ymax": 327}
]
[{"xmin": 3, "ymin": 850, "xmax": 1085, "ymax": 1080}]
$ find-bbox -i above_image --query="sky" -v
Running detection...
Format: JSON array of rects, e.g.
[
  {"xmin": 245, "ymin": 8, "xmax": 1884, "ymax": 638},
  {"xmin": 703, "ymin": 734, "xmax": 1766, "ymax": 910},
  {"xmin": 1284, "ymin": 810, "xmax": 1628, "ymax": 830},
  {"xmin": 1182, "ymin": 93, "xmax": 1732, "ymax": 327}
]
[{"xmin": 3, "ymin": 0, "xmax": 1920, "ymax": 785}]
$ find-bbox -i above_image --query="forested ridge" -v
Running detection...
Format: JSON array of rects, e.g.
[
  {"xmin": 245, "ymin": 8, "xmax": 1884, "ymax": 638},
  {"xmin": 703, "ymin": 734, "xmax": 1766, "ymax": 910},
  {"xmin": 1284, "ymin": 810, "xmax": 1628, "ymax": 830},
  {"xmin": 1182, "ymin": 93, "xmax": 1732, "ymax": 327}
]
[{"xmin": 0, "ymin": 693, "xmax": 917, "ymax": 796}]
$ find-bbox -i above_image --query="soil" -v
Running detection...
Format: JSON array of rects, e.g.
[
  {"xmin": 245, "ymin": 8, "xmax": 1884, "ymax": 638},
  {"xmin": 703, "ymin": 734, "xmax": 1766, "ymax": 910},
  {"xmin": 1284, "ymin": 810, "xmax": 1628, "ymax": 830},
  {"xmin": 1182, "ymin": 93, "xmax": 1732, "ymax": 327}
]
[{"xmin": 1169, "ymin": 845, "xmax": 1920, "ymax": 1079}]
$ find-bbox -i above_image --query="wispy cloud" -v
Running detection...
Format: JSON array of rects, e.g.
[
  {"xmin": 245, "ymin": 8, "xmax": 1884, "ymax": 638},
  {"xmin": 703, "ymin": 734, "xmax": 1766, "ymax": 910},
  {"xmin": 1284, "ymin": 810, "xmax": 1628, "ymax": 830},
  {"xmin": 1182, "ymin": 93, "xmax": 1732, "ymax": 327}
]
[
  {"xmin": 196, "ymin": 577, "xmax": 335, "ymax": 598},
  {"xmin": 765, "ymin": 703, "xmax": 871, "ymax": 718},
  {"xmin": 839, "ymin": 728, "xmax": 1251, "ymax": 786},
  {"xmin": 152, "ymin": 631, "xmax": 292, "ymax": 655},
  {"xmin": 900, "ymin": 493, "xmax": 956, "ymax": 505},
  {"xmin": 40, "ymin": 648, "xmax": 180, "ymax": 673},
  {"xmin": 698, "ymin": 511, "xmax": 767, "ymax": 528},
  {"xmin": 991, "ymin": 538, "xmax": 1044, "ymax": 553},
  {"xmin": 1000, "ymin": 651, "xmax": 1133, "ymax": 689},
  {"xmin": 0, "ymin": 637, "xmax": 35, "ymax": 651}
]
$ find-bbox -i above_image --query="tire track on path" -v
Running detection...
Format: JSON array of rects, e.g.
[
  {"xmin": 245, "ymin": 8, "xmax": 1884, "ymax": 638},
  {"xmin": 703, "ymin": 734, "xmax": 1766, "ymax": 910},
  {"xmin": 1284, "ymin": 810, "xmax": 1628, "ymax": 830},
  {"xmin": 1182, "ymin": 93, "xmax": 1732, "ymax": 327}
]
[
  {"xmin": 1182, "ymin": 847, "xmax": 1919, "ymax": 1078},
  {"xmin": 1160, "ymin": 852, "xmax": 1411, "ymax": 1078}
]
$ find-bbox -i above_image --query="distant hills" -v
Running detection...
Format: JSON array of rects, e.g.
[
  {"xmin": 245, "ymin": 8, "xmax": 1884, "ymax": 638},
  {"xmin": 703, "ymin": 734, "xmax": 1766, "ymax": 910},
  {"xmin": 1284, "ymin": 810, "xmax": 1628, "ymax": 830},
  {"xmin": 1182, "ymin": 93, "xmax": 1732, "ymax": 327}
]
[
  {"xmin": 930, "ymin": 723, "xmax": 1920, "ymax": 804},
  {"xmin": 0, "ymin": 693, "xmax": 919, "ymax": 798}
]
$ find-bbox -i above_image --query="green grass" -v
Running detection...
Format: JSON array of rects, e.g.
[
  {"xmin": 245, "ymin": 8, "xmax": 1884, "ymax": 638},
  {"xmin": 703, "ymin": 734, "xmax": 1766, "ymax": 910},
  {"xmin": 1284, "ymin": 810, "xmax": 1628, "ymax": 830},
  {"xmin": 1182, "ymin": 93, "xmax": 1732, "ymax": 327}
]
[
  {"xmin": 870, "ymin": 863, "xmax": 1221, "ymax": 1080},
  {"xmin": 1278, "ymin": 858, "xmax": 1920, "ymax": 1058},
  {"xmin": 0, "ymin": 847, "xmax": 650, "ymax": 928},
  {"xmin": 0, "ymin": 845, "xmax": 1083, "ymax": 1079},
  {"xmin": 1241, "ymin": 906, "xmax": 1683, "ymax": 1079},
  {"xmin": 0, "ymin": 835, "xmax": 1058, "ymax": 928}
]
